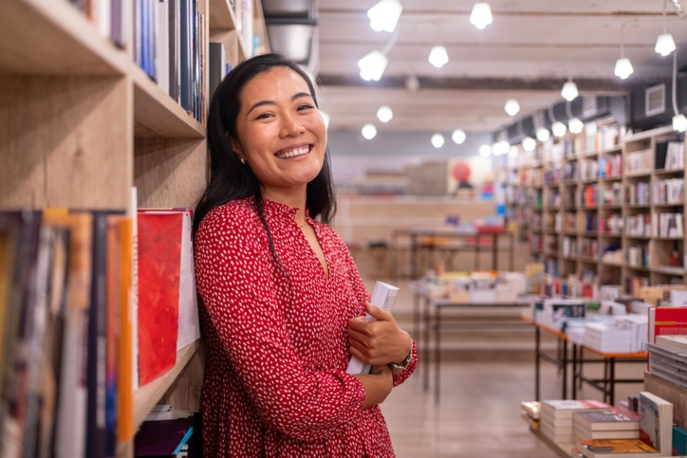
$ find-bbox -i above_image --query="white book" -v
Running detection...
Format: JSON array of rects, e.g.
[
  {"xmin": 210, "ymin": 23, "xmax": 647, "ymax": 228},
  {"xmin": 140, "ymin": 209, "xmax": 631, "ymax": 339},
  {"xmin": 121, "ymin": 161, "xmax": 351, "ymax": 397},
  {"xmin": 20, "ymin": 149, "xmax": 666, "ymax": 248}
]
[
  {"xmin": 346, "ymin": 282, "xmax": 399, "ymax": 375},
  {"xmin": 156, "ymin": 0, "xmax": 170, "ymax": 94}
]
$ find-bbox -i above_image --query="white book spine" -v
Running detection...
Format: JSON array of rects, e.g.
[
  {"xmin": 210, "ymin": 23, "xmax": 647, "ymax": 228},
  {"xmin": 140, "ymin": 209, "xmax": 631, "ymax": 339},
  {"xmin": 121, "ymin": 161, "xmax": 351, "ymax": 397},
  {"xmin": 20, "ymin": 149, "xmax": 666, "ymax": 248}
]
[{"xmin": 346, "ymin": 282, "xmax": 399, "ymax": 375}]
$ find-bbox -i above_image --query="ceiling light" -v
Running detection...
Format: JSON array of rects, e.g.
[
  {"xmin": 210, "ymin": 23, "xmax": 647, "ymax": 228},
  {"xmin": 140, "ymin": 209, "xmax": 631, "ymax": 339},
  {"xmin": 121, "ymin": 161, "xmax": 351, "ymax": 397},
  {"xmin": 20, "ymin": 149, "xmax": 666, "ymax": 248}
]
[
  {"xmin": 377, "ymin": 105, "xmax": 393, "ymax": 123},
  {"xmin": 552, "ymin": 121, "xmax": 567, "ymax": 138},
  {"xmin": 614, "ymin": 57, "xmax": 634, "ymax": 80},
  {"xmin": 493, "ymin": 140, "xmax": 510, "ymax": 156},
  {"xmin": 673, "ymin": 114, "xmax": 687, "ymax": 132},
  {"xmin": 431, "ymin": 133, "xmax": 445, "ymax": 148},
  {"xmin": 321, "ymin": 111, "xmax": 330, "ymax": 129},
  {"xmin": 504, "ymin": 99, "xmax": 520, "ymax": 116},
  {"xmin": 536, "ymin": 127, "xmax": 550, "ymax": 142},
  {"xmin": 568, "ymin": 117, "xmax": 584, "ymax": 134},
  {"xmin": 479, "ymin": 144, "xmax": 492, "ymax": 157},
  {"xmin": 405, "ymin": 75, "xmax": 420, "ymax": 92},
  {"xmin": 358, "ymin": 50, "xmax": 388, "ymax": 81},
  {"xmin": 367, "ymin": 0, "xmax": 403, "ymax": 33},
  {"xmin": 561, "ymin": 81, "xmax": 578, "ymax": 102},
  {"xmin": 470, "ymin": 2, "xmax": 493, "ymax": 29},
  {"xmin": 655, "ymin": 33, "xmax": 677, "ymax": 57},
  {"xmin": 428, "ymin": 45, "xmax": 449, "ymax": 68},
  {"xmin": 452, "ymin": 129, "xmax": 466, "ymax": 144},
  {"xmin": 362, "ymin": 123, "xmax": 377, "ymax": 140},
  {"xmin": 522, "ymin": 137, "xmax": 536, "ymax": 152}
]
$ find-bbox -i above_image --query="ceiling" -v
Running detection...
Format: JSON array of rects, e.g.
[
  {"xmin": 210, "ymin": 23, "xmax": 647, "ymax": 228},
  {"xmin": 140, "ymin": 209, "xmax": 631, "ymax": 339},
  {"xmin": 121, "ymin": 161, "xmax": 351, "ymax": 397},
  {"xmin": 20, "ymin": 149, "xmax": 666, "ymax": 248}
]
[{"xmin": 312, "ymin": 0, "xmax": 687, "ymax": 135}]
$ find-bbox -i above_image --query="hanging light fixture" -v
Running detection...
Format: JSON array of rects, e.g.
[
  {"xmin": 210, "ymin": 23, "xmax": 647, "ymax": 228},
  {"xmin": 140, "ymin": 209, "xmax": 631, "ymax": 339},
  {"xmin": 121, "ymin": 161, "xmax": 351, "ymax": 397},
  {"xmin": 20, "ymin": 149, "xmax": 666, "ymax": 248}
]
[
  {"xmin": 377, "ymin": 105, "xmax": 393, "ymax": 123},
  {"xmin": 479, "ymin": 144, "xmax": 492, "ymax": 157},
  {"xmin": 367, "ymin": 0, "xmax": 403, "ymax": 33},
  {"xmin": 428, "ymin": 45, "xmax": 449, "ymax": 68},
  {"xmin": 431, "ymin": 133, "xmax": 445, "ymax": 148},
  {"xmin": 452, "ymin": 129, "xmax": 466, "ymax": 144},
  {"xmin": 361, "ymin": 123, "xmax": 377, "ymax": 140},
  {"xmin": 504, "ymin": 99, "xmax": 520, "ymax": 116},
  {"xmin": 536, "ymin": 127, "xmax": 550, "ymax": 142},
  {"xmin": 470, "ymin": 2, "xmax": 493, "ymax": 29},
  {"xmin": 561, "ymin": 81, "xmax": 579, "ymax": 102},
  {"xmin": 358, "ymin": 50, "xmax": 389, "ymax": 81},
  {"xmin": 492, "ymin": 140, "xmax": 510, "ymax": 156},
  {"xmin": 671, "ymin": 47, "xmax": 687, "ymax": 132},
  {"xmin": 568, "ymin": 117, "xmax": 584, "ymax": 134},
  {"xmin": 552, "ymin": 121, "xmax": 567, "ymax": 138},
  {"xmin": 656, "ymin": 0, "xmax": 677, "ymax": 56},
  {"xmin": 615, "ymin": 20, "xmax": 635, "ymax": 79},
  {"xmin": 405, "ymin": 75, "xmax": 420, "ymax": 92},
  {"xmin": 522, "ymin": 137, "xmax": 536, "ymax": 152}
]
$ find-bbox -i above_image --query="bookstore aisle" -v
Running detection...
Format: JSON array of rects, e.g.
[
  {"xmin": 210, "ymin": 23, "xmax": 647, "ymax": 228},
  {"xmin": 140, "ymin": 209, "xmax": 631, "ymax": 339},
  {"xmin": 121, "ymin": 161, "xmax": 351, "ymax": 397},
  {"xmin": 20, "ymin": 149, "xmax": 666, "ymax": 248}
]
[{"xmin": 372, "ymin": 276, "xmax": 643, "ymax": 458}]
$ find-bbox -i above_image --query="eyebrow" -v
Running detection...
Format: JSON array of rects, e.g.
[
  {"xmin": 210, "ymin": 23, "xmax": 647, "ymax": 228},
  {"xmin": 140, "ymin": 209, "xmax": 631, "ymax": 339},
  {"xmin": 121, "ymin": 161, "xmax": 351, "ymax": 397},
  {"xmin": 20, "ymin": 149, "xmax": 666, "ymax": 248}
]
[{"xmin": 246, "ymin": 92, "xmax": 313, "ymax": 115}]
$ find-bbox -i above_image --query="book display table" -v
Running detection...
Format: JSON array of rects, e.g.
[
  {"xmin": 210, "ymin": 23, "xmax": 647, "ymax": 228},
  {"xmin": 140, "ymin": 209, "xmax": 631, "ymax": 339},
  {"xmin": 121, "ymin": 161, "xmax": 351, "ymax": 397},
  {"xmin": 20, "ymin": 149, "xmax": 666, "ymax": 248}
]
[
  {"xmin": 524, "ymin": 318, "xmax": 647, "ymax": 405},
  {"xmin": 390, "ymin": 229, "xmax": 515, "ymax": 279},
  {"xmin": 415, "ymin": 290, "xmax": 531, "ymax": 404}
]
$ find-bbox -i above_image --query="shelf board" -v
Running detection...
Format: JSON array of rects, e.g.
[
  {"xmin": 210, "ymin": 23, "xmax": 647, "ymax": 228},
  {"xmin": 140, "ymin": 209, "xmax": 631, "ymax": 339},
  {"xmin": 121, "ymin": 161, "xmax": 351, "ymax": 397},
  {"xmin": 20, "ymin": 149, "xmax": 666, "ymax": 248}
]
[
  {"xmin": 626, "ymin": 125, "xmax": 676, "ymax": 142},
  {"xmin": 627, "ymin": 204, "xmax": 651, "ymax": 209},
  {"xmin": 601, "ymin": 260, "xmax": 623, "ymax": 267},
  {"xmin": 134, "ymin": 340, "xmax": 201, "ymax": 430},
  {"xmin": 625, "ymin": 171, "xmax": 652, "ymax": 178},
  {"xmin": 653, "ymin": 202, "xmax": 684, "ymax": 208},
  {"xmin": 627, "ymin": 265, "xmax": 650, "ymax": 272},
  {"xmin": 626, "ymin": 235, "xmax": 651, "ymax": 239},
  {"xmin": 599, "ymin": 233, "xmax": 622, "ymax": 238},
  {"xmin": 132, "ymin": 65, "xmax": 206, "ymax": 138},
  {"xmin": 651, "ymin": 266, "xmax": 685, "ymax": 276},
  {"xmin": 600, "ymin": 145, "xmax": 622, "ymax": 154},
  {"xmin": 0, "ymin": 0, "xmax": 129, "ymax": 75},
  {"xmin": 600, "ymin": 176, "xmax": 622, "ymax": 182},
  {"xmin": 654, "ymin": 168, "xmax": 684, "ymax": 176}
]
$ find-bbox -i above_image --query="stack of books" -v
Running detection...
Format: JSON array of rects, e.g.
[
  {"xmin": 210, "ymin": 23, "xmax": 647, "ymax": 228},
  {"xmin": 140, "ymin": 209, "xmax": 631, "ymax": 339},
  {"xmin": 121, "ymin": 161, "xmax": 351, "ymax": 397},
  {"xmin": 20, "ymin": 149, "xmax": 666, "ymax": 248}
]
[
  {"xmin": 540, "ymin": 400, "xmax": 613, "ymax": 446},
  {"xmin": 573, "ymin": 408, "xmax": 640, "ymax": 442}
]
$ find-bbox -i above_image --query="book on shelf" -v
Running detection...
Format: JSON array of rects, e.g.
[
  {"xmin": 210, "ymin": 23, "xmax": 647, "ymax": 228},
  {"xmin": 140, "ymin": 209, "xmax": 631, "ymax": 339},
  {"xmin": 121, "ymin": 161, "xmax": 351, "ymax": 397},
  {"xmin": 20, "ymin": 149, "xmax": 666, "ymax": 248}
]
[
  {"xmin": 541, "ymin": 400, "xmax": 614, "ymax": 446},
  {"xmin": 573, "ymin": 408, "xmax": 641, "ymax": 434},
  {"xmin": 648, "ymin": 306, "xmax": 687, "ymax": 344},
  {"xmin": 576, "ymin": 438, "xmax": 660, "ymax": 457},
  {"xmin": 638, "ymin": 391, "xmax": 673, "ymax": 456},
  {"xmin": 347, "ymin": 281, "xmax": 399, "ymax": 375},
  {"xmin": 134, "ymin": 417, "xmax": 194, "ymax": 457}
]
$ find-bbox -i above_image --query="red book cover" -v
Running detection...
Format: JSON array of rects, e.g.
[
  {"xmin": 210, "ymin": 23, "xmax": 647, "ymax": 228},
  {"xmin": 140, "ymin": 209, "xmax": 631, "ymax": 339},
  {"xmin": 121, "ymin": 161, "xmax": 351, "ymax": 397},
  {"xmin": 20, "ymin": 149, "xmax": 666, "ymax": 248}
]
[
  {"xmin": 649, "ymin": 306, "xmax": 687, "ymax": 344},
  {"xmin": 137, "ymin": 212, "xmax": 182, "ymax": 386}
]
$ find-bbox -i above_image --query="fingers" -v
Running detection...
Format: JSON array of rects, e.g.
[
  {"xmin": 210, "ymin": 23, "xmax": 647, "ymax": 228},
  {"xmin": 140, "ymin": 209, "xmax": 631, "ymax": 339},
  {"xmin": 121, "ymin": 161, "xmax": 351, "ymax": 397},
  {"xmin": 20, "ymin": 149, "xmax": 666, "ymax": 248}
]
[{"xmin": 364, "ymin": 302, "xmax": 393, "ymax": 321}]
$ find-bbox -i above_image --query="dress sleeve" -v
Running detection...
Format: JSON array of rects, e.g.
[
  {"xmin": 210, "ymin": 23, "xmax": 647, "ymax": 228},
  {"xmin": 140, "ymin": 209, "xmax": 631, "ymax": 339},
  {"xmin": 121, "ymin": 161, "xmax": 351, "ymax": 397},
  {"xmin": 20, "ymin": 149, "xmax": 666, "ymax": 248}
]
[
  {"xmin": 339, "ymin": 237, "xmax": 418, "ymax": 387},
  {"xmin": 194, "ymin": 209, "xmax": 366, "ymax": 442}
]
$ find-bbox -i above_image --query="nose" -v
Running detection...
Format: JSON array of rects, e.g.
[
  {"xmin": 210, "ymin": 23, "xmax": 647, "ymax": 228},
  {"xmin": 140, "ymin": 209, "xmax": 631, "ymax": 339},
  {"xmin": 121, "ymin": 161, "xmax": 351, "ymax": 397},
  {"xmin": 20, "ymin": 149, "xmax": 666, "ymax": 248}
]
[{"xmin": 279, "ymin": 112, "xmax": 305, "ymax": 138}]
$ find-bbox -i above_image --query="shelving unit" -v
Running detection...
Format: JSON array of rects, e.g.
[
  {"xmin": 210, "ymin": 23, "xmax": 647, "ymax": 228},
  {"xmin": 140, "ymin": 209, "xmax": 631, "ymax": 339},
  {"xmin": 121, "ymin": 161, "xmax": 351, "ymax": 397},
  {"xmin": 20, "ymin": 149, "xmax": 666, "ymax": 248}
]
[
  {"xmin": 0, "ymin": 0, "xmax": 269, "ymax": 455},
  {"xmin": 511, "ymin": 119, "xmax": 685, "ymax": 295}
]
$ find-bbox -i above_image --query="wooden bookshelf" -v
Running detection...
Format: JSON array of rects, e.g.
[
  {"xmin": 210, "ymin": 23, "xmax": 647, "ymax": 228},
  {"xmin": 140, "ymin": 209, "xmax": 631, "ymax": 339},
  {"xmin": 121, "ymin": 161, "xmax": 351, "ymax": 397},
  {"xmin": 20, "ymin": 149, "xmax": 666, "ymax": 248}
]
[
  {"xmin": 514, "ymin": 121, "xmax": 685, "ymax": 294},
  {"xmin": 0, "ymin": 0, "xmax": 270, "ymax": 455}
]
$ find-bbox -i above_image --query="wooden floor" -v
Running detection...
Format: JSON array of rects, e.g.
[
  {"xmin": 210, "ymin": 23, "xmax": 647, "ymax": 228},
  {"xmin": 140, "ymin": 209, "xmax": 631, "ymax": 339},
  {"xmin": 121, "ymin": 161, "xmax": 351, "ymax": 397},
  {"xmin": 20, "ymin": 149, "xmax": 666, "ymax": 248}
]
[{"xmin": 367, "ymin": 276, "xmax": 645, "ymax": 458}]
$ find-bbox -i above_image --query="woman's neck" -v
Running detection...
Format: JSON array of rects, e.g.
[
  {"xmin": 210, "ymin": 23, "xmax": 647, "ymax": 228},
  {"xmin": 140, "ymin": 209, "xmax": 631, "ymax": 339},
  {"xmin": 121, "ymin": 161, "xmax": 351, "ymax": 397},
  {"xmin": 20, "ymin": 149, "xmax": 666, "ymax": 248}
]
[{"xmin": 261, "ymin": 186, "xmax": 308, "ymax": 225}]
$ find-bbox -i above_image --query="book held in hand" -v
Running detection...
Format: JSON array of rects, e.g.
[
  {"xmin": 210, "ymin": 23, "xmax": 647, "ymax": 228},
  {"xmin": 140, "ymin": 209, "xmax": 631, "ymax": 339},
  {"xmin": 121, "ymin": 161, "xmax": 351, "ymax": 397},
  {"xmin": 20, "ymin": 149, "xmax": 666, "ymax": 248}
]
[{"xmin": 346, "ymin": 282, "xmax": 399, "ymax": 375}]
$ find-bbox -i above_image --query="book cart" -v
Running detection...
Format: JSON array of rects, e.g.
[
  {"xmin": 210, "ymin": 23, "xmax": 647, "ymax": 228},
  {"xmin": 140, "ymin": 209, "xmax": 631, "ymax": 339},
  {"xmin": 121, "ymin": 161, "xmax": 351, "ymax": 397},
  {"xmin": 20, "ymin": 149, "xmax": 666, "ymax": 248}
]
[{"xmin": 0, "ymin": 0, "xmax": 269, "ymax": 455}]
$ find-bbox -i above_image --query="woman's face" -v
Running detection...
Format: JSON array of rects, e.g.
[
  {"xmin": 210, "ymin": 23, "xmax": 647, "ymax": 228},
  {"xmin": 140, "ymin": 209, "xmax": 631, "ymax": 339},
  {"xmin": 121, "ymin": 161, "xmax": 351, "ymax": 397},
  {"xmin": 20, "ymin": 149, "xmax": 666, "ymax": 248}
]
[{"xmin": 232, "ymin": 66, "xmax": 327, "ymax": 198}]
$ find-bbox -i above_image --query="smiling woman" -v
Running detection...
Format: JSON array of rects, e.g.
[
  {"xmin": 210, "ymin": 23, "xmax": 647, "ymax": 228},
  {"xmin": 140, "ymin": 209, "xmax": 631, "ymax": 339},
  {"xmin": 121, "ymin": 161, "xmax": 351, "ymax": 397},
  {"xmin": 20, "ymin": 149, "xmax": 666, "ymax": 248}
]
[{"xmin": 192, "ymin": 54, "xmax": 417, "ymax": 458}]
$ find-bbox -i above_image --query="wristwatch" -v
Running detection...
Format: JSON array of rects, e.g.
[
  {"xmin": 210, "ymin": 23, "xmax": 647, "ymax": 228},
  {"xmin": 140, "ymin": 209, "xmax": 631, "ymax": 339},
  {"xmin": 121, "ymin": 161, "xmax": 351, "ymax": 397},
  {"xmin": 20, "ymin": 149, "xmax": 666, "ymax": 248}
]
[{"xmin": 388, "ymin": 343, "xmax": 413, "ymax": 370}]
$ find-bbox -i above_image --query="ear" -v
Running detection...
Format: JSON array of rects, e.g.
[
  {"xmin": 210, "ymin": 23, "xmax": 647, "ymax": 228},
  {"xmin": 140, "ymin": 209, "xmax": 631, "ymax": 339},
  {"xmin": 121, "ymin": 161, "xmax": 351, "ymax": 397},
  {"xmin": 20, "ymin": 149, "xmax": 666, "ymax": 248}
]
[{"xmin": 226, "ymin": 132, "xmax": 245, "ymax": 162}]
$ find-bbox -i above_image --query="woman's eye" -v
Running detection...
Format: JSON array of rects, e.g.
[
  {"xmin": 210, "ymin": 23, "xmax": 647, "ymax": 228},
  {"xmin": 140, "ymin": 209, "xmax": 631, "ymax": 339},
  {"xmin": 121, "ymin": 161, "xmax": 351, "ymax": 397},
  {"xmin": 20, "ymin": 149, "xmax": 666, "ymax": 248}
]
[
  {"xmin": 298, "ymin": 104, "xmax": 314, "ymax": 111},
  {"xmin": 256, "ymin": 113, "xmax": 273, "ymax": 119}
]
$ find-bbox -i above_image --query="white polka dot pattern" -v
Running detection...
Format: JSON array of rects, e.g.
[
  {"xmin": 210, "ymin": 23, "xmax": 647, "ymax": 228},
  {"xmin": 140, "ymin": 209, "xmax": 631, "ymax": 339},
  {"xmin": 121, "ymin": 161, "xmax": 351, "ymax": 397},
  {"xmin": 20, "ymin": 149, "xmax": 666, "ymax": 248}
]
[{"xmin": 194, "ymin": 198, "xmax": 417, "ymax": 457}]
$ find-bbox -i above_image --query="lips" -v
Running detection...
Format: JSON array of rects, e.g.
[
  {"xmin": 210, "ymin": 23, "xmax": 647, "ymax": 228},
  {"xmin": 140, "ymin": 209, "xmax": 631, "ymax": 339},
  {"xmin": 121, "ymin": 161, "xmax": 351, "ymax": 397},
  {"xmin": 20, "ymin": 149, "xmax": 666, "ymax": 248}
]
[{"xmin": 275, "ymin": 145, "xmax": 311, "ymax": 159}]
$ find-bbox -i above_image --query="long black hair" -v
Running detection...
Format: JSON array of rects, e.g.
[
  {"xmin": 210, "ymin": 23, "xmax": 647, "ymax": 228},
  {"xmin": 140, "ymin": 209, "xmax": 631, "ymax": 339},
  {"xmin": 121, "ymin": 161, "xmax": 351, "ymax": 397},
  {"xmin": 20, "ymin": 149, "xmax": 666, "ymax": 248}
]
[{"xmin": 193, "ymin": 53, "xmax": 336, "ymax": 234}]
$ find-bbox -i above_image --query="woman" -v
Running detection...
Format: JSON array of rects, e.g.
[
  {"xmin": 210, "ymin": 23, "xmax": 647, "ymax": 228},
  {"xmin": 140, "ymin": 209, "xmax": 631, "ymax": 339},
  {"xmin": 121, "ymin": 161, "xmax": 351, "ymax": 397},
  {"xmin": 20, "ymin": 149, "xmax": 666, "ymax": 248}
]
[{"xmin": 193, "ymin": 53, "xmax": 417, "ymax": 457}]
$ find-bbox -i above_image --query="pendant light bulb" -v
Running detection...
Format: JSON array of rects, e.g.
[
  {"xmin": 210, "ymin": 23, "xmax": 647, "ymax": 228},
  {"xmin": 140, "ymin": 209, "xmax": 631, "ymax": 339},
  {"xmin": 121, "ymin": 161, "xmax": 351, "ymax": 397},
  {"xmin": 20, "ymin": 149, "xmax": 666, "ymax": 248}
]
[
  {"xmin": 377, "ymin": 105, "xmax": 393, "ymax": 123},
  {"xmin": 452, "ymin": 129, "xmax": 466, "ymax": 144},
  {"xmin": 479, "ymin": 144, "xmax": 492, "ymax": 157},
  {"xmin": 470, "ymin": 2, "xmax": 493, "ymax": 30},
  {"xmin": 568, "ymin": 117, "xmax": 584, "ymax": 135},
  {"xmin": 536, "ymin": 127, "xmax": 550, "ymax": 143},
  {"xmin": 431, "ymin": 133, "xmax": 445, "ymax": 148},
  {"xmin": 655, "ymin": 33, "xmax": 677, "ymax": 57},
  {"xmin": 552, "ymin": 121, "xmax": 568, "ymax": 138},
  {"xmin": 561, "ymin": 81, "xmax": 579, "ymax": 102},
  {"xmin": 361, "ymin": 123, "xmax": 377, "ymax": 140},
  {"xmin": 428, "ymin": 45, "xmax": 449, "ymax": 68},
  {"xmin": 614, "ymin": 57, "xmax": 634, "ymax": 80},
  {"xmin": 367, "ymin": 0, "xmax": 403, "ymax": 33},
  {"xmin": 504, "ymin": 99, "xmax": 520, "ymax": 116},
  {"xmin": 493, "ymin": 140, "xmax": 510, "ymax": 156},
  {"xmin": 358, "ymin": 50, "xmax": 389, "ymax": 81},
  {"xmin": 522, "ymin": 137, "xmax": 536, "ymax": 152},
  {"xmin": 673, "ymin": 114, "xmax": 687, "ymax": 132}
]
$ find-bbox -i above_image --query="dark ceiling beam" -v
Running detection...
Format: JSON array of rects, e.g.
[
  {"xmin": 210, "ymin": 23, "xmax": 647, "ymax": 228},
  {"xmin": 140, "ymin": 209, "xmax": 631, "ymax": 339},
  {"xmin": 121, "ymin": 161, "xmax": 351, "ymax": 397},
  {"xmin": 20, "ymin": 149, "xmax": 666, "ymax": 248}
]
[
  {"xmin": 316, "ymin": 74, "xmax": 651, "ymax": 92},
  {"xmin": 319, "ymin": 8, "xmax": 677, "ymax": 18},
  {"xmin": 319, "ymin": 39, "xmax": 659, "ymax": 49}
]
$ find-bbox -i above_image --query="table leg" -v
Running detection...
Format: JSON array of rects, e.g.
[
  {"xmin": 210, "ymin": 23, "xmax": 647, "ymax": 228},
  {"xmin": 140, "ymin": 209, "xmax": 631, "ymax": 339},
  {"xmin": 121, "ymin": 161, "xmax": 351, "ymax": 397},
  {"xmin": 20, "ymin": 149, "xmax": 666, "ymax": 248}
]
[
  {"xmin": 434, "ymin": 306, "xmax": 441, "ymax": 405},
  {"xmin": 562, "ymin": 339, "xmax": 568, "ymax": 399},
  {"xmin": 509, "ymin": 233, "xmax": 514, "ymax": 271},
  {"xmin": 411, "ymin": 234, "xmax": 417, "ymax": 280},
  {"xmin": 608, "ymin": 358, "xmax": 616, "ymax": 405},
  {"xmin": 492, "ymin": 233, "xmax": 497, "ymax": 270},
  {"xmin": 476, "ymin": 234, "xmax": 480, "ymax": 270},
  {"xmin": 423, "ymin": 296, "xmax": 430, "ymax": 391},
  {"xmin": 572, "ymin": 344, "xmax": 578, "ymax": 400},
  {"xmin": 535, "ymin": 326, "xmax": 541, "ymax": 401}
]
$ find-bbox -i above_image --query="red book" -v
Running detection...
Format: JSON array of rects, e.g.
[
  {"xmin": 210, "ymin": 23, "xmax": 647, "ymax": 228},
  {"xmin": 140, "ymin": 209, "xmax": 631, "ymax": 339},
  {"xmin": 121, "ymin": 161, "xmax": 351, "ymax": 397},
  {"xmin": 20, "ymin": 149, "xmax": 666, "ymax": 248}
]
[
  {"xmin": 137, "ymin": 212, "xmax": 182, "ymax": 386},
  {"xmin": 648, "ymin": 306, "xmax": 687, "ymax": 344}
]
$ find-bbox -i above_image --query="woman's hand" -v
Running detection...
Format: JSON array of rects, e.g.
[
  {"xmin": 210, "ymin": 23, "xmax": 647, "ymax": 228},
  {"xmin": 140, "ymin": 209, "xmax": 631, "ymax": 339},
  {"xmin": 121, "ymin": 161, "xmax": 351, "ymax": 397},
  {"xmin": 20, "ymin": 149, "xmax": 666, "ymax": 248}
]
[
  {"xmin": 348, "ymin": 302, "xmax": 412, "ymax": 367},
  {"xmin": 353, "ymin": 364, "xmax": 393, "ymax": 409}
]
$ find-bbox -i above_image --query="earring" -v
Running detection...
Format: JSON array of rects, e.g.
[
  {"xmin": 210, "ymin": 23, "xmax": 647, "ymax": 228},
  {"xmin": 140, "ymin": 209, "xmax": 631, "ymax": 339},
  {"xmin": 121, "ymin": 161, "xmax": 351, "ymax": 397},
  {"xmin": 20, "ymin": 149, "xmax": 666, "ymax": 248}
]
[{"xmin": 239, "ymin": 157, "xmax": 246, "ymax": 164}]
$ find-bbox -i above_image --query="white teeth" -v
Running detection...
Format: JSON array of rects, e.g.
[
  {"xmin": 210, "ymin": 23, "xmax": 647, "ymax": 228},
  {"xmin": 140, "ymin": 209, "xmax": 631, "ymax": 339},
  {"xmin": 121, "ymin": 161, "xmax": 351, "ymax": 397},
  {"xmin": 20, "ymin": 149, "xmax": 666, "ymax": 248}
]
[{"xmin": 276, "ymin": 146, "xmax": 310, "ymax": 158}]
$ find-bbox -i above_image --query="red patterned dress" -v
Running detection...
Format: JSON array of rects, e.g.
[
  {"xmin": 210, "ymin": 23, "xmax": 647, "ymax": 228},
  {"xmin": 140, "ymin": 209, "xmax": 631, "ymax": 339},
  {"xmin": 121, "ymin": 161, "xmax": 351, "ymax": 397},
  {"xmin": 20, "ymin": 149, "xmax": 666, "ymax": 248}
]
[{"xmin": 194, "ymin": 198, "xmax": 417, "ymax": 457}]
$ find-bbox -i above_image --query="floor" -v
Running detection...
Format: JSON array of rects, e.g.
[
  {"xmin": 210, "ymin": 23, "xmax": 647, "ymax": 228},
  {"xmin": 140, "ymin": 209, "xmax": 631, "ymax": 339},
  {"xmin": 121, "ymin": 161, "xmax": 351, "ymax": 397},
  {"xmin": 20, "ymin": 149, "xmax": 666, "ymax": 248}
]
[{"xmin": 365, "ymin": 276, "xmax": 646, "ymax": 458}]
